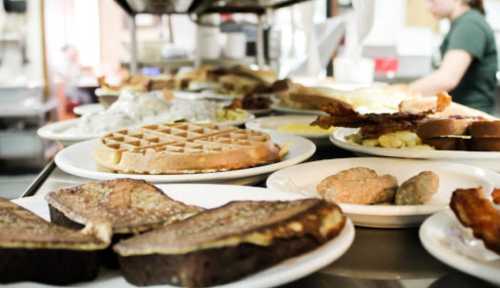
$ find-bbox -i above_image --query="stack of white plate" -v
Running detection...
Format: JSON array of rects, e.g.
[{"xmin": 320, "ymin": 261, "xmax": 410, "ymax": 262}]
[{"xmin": 38, "ymin": 113, "xmax": 255, "ymax": 147}]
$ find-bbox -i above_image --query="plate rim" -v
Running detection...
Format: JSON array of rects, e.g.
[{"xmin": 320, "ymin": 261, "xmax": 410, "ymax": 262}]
[
  {"xmin": 419, "ymin": 210, "xmax": 500, "ymax": 285},
  {"xmin": 38, "ymin": 114, "xmax": 255, "ymax": 143},
  {"xmin": 37, "ymin": 118, "xmax": 100, "ymax": 141},
  {"xmin": 331, "ymin": 127, "xmax": 500, "ymax": 159},
  {"xmin": 55, "ymin": 132, "xmax": 316, "ymax": 183},
  {"xmin": 266, "ymin": 157, "xmax": 499, "ymax": 217},
  {"xmin": 12, "ymin": 187, "xmax": 355, "ymax": 288},
  {"xmin": 73, "ymin": 104, "xmax": 104, "ymax": 116}
]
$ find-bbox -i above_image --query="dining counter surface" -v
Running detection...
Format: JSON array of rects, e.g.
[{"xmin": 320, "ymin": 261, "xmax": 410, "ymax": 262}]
[{"xmin": 22, "ymin": 145, "xmax": 496, "ymax": 288}]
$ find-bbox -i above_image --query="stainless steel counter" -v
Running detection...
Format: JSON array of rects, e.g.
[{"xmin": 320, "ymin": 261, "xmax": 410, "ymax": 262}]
[{"xmin": 23, "ymin": 147, "xmax": 496, "ymax": 288}]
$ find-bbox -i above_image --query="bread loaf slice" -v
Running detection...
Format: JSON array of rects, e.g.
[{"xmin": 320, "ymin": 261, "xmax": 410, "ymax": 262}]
[
  {"xmin": 469, "ymin": 120, "xmax": 500, "ymax": 138},
  {"xmin": 46, "ymin": 179, "xmax": 203, "ymax": 267},
  {"xmin": 416, "ymin": 118, "xmax": 472, "ymax": 139},
  {"xmin": 114, "ymin": 199, "xmax": 345, "ymax": 287},
  {"xmin": 0, "ymin": 198, "xmax": 111, "ymax": 284}
]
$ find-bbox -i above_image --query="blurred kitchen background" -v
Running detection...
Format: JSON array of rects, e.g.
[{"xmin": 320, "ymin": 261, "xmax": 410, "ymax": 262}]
[{"xmin": 0, "ymin": 0, "xmax": 499, "ymax": 198}]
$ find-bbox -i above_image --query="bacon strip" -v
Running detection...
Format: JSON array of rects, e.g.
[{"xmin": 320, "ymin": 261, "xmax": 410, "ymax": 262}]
[
  {"xmin": 312, "ymin": 91, "xmax": 452, "ymax": 138},
  {"xmin": 450, "ymin": 187, "xmax": 500, "ymax": 255}
]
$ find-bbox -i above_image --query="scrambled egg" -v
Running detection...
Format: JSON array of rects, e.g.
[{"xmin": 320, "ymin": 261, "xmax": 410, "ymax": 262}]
[
  {"xmin": 215, "ymin": 109, "xmax": 248, "ymax": 122},
  {"xmin": 277, "ymin": 124, "xmax": 334, "ymax": 135},
  {"xmin": 348, "ymin": 131, "xmax": 432, "ymax": 149}
]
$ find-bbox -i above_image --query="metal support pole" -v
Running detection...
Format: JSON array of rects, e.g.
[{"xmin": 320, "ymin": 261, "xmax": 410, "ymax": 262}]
[
  {"xmin": 129, "ymin": 15, "xmax": 138, "ymax": 74},
  {"xmin": 326, "ymin": 0, "xmax": 334, "ymax": 76},
  {"xmin": 256, "ymin": 15, "xmax": 265, "ymax": 68}
]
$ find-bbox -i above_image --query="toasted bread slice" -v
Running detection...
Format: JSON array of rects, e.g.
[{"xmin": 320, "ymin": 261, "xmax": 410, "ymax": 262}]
[
  {"xmin": 46, "ymin": 179, "xmax": 203, "ymax": 268},
  {"xmin": 422, "ymin": 137, "xmax": 469, "ymax": 150},
  {"xmin": 469, "ymin": 121, "xmax": 500, "ymax": 138},
  {"xmin": 0, "ymin": 198, "xmax": 111, "ymax": 284},
  {"xmin": 114, "ymin": 199, "xmax": 345, "ymax": 287},
  {"xmin": 469, "ymin": 138, "xmax": 500, "ymax": 151},
  {"xmin": 416, "ymin": 118, "xmax": 472, "ymax": 139},
  {"xmin": 46, "ymin": 179, "xmax": 202, "ymax": 235}
]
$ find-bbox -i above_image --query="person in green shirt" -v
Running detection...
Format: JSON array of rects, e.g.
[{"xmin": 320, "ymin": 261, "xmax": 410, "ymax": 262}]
[{"xmin": 410, "ymin": 0, "xmax": 498, "ymax": 114}]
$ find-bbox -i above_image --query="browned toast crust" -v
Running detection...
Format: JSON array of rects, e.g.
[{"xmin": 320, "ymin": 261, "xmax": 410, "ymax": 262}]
[
  {"xmin": 0, "ymin": 198, "xmax": 110, "ymax": 284},
  {"xmin": 416, "ymin": 118, "xmax": 471, "ymax": 139},
  {"xmin": 469, "ymin": 121, "xmax": 500, "ymax": 138},
  {"xmin": 46, "ymin": 179, "xmax": 203, "ymax": 234},
  {"xmin": 114, "ymin": 199, "xmax": 345, "ymax": 287}
]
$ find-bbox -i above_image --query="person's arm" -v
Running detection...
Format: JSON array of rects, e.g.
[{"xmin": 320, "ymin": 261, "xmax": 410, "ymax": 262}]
[{"xmin": 409, "ymin": 49, "xmax": 472, "ymax": 96}]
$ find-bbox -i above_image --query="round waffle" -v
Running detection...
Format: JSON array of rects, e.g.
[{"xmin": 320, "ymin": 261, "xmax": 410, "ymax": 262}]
[{"xmin": 94, "ymin": 123, "xmax": 282, "ymax": 174}]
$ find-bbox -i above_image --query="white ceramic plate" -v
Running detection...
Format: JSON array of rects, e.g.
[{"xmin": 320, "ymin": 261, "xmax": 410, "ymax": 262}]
[
  {"xmin": 10, "ymin": 184, "xmax": 355, "ymax": 288},
  {"xmin": 55, "ymin": 132, "xmax": 316, "ymax": 183},
  {"xmin": 73, "ymin": 104, "xmax": 104, "ymax": 116},
  {"xmin": 331, "ymin": 127, "xmax": 500, "ymax": 172},
  {"xmin": 266, "ymin": 157, "xmax": 497, "ymax": 228},
  {"xmin": 37, "ymin": 119, "xmax": 96, "ymax": 146},
  {"xmin": 37, "ymin": 114, "xmax": 254, "ymax": 147},
  {"xmin": 420, "ymin": 210, "xmax": 500, "ymax": 285}
]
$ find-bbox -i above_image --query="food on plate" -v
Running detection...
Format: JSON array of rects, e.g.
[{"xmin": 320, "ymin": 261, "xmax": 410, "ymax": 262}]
[
  {"xmin": 415, "ymin": 118, "xmax": 500, "ymax": 151},
  {"xmin": 416, "ymin": 117, "xmax": 473, "ymax": 150},
  {"xmin": 0, "ymin": 197, "xmax": 111, "ymax": 284},
  {"xmin": 398, "ymin": 91, "xmax": 453, "ymax": 114},
  {"xmin": 64, "ymin": 90, "xmax": 249, "ymax": 136},
  {"xmin": 347, "ymin": 130, "xmax": 427, "ymax": 148},
  {"xmin": 315, "ymin": 89, "xmax": 500, "ymax": 152},
  {"xmin": 277, "ymin": 123, "xmax": 334, "ymax": 135},
  {"xmin": 74, "ymin": 90, "xmax": 171, "ymax": 135},
  {"xmin": 450, "ymin": 187, "xmax": 500, "ymax": 255},
  {"xmin": 242, "ymin": 94, "xmax": 272, "ymax": 110},
  {"xmin": 394, "ymin": 171, "xmax": 439, "ymax": 205},
  {"xmin": 316, "ymin": 167, "xmax": 398, "ymax": 205},
  {"xmin": 207, "ymin": 65, "xmax": 277, "ymax": 92},
  {"xmin": 272, "ymin": 79, "xmax": 335, "ymax": 110},
  {"xmin": 113, "ymin": 199, "xmax": 345, "ymax": 287},
  {"xmin": 272, "ymin": 80, "xmax": 414, "ymax": 113},
  {"xmin": 493, "ymin": 188, "xmax": 500, "ymax": 204},
  {"xmin": 46, "ymin": 179, "xmax": 202, "ymax": 234},
  {"xmin": 215, "ymin": 108, "xmax": 249, "ymax": 122},
  {"xmin": 98, "ymin": 75, "xmax": 175, "ymax": 94},
  {"xmin": 317, "ymin": 168, "xmax": 440, "ymax": 205},
  {"xmin": 468, "ymin": 120, "xmax": 500, "ymax": 151},
  {"xmin": 217, "ymin": 74, "xmax": 264, "ymax": 97},
  {"xmin": 46, "ymin": 179, "xmax": 202, "ymax": 267},
  {"xmin": 175, "ymin": 65, "xmax": 277, "ymax": 98},
  {"xmin": 94, "ymin": 123, "xmax": 283, "ymax": 174},
  {"xmin": 313, "ymin": 91, "xmax": 451, "ymax": 140},
  {"xmin": 227, "ymin": 86, "xmax": 273, "ymax": 110}
]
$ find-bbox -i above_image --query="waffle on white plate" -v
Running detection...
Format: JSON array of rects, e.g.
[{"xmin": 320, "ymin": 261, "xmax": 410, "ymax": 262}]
[{"xmin": 94, "ymin": 123, "xmax": 283, "ymax": 174}]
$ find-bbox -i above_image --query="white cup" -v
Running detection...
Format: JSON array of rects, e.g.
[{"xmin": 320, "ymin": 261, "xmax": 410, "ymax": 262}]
[
  {"xmin": 223, "ymin": 32, "xmax": 246, "ymax": 59},
  {"xmin": 334, "ymin": 57, "xmax": 375, "ymax": 85},
  {"xmin": 196, "ymin": 26, "xmax": 221, "ymax": 59}
]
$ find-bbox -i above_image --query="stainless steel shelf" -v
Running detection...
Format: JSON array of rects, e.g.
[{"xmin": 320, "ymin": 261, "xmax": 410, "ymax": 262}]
[{"xmin": 113, "ymin": 0, "xmax": 310, "ymax": 15}]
